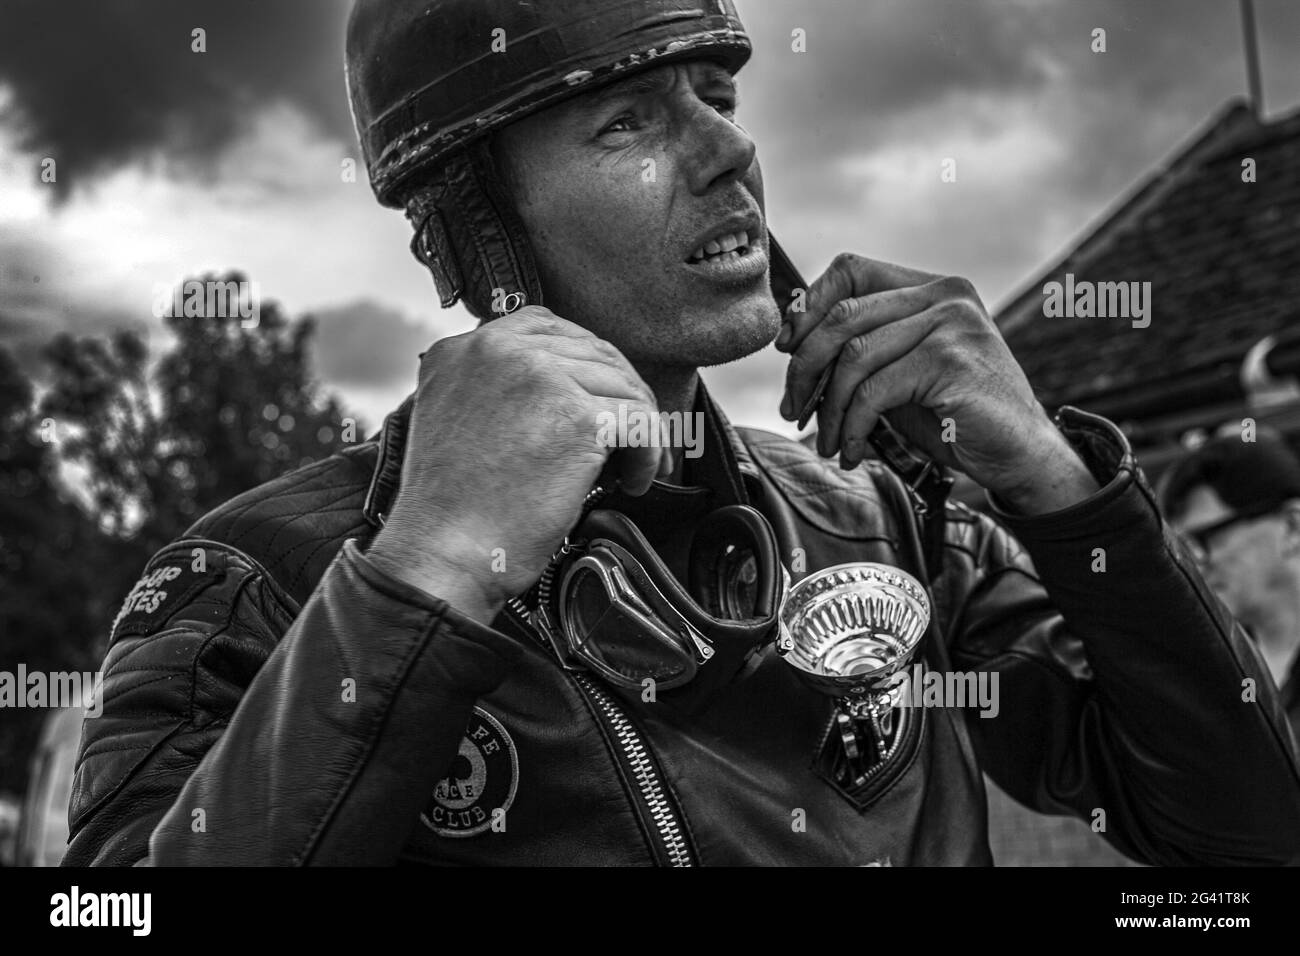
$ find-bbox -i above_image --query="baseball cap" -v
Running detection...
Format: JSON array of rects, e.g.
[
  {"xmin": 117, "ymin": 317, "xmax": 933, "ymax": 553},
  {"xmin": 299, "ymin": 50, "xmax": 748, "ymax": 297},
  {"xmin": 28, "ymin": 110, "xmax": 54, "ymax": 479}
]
[{"xmin": 1160, "ymin": 430, "xmax": 1300, "ymax": 519}]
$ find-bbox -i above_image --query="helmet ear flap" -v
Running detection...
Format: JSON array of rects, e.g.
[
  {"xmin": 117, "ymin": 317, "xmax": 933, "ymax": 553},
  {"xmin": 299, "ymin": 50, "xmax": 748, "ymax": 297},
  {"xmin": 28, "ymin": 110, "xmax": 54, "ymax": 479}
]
[
  {"xmin": 404, "ymin": 139, "xmax": 545, "ymax": 322},
  {"xmin": 406, "ymin": 182, "xmax": 464, "ymax": 312}
]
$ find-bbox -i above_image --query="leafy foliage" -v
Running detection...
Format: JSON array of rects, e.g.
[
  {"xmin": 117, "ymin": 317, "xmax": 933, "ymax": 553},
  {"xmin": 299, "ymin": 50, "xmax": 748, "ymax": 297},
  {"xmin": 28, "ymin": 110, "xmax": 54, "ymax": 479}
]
[{"xmin": 1, "ymin": 273, "xmax": 355, "ymax": 793}]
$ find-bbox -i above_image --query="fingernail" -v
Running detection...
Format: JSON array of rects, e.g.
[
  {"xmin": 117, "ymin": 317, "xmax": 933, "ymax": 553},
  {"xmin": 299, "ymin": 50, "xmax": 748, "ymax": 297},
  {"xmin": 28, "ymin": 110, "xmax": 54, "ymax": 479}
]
[{"xmin": 775, "ymin": 322, "xmax": 792, "ymax": 350}]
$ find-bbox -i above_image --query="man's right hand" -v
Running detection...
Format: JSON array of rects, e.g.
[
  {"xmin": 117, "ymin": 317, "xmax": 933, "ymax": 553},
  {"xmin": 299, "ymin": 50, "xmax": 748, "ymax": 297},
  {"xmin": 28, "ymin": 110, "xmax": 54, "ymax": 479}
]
[{"xmin": 366, "ymin": 307, "xmax": 670, "ymax": 623}]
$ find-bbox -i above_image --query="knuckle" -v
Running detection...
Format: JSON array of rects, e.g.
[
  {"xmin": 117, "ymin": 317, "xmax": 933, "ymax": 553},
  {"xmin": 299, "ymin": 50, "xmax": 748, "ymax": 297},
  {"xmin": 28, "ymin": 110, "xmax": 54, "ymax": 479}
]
[
  {"xmin": 931, "ymin": 275, "xmax": 981, "ymax": 310},
  {"xmin": 842, "ymin": 334, "xmax": 871, "ymax": 363},
  {"xmin": 933, "ymin": 298, "xmax": 973, "ymax": 325},
  {"xmin": 831, "ymin": 251, "xmax": 860, "ymax": 272},
  {"xmin": 854, "ymin": 377, "xmax": 878, "ymax": 406},
  {"xmin": 514, "ymin": 304, "xmax": 554, "ymax": 321},
  {"xmin": 826, "ymin": 298, "xmax": 857, "ymax": 329},
  {"xmin": 933, "ymin": 344, "xmax": 960, "ymax": 376},
  {"xmin": 950, "ymin": 275, "xmax": 979, "ymax": 300},
  {"xmin": 514, "ymin": 305, "xmax": 570, "ymax": 333},
  {"xmin": 591, "ymin": 336, "xmax": 624, "ymax": 363}
]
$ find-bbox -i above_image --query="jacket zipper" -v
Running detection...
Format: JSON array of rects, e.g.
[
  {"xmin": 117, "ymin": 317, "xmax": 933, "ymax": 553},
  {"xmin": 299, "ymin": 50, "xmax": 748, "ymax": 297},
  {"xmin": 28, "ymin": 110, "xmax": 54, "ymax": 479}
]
[
  {"xmin": 570, "ymin": 671, "xmax": 695, "ymax": 867},
  {"xmin": 505, "ymin": 597, "xmax": 696, "ymax": 867}
]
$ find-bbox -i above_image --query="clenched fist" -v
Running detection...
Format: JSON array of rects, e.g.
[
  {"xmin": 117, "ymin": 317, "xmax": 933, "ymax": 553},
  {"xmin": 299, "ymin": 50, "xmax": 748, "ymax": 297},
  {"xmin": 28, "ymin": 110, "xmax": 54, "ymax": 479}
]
[{"xmin": 367, "ymin": 307, "xmax": 671, "ymax": 623}]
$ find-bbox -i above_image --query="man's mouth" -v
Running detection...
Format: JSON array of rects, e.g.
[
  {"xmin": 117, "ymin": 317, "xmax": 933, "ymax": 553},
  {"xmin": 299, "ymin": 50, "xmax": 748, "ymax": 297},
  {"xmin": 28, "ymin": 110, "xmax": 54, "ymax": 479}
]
[
  {"xmin": 688, "ymin": 229, "xmax": 753, "ymax": 263},
  {"xmin": 682, "ymin": 220, "xmax": 768, "ymax": 287}
]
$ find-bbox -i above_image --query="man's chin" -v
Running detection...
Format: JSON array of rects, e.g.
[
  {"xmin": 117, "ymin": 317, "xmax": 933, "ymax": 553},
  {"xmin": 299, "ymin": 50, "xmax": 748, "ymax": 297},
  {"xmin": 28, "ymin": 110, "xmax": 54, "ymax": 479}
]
[{"xmin": 681, "ymin": 294, "xmax": 782, "ymax": 368}]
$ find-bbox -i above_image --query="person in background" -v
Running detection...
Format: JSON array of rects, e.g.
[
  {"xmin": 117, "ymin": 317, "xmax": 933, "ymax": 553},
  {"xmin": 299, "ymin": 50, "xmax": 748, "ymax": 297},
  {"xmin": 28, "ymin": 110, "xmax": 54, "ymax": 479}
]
[{"xmin": 1161, "ymin": 429, "xmax": 1300, "ymax": 743}]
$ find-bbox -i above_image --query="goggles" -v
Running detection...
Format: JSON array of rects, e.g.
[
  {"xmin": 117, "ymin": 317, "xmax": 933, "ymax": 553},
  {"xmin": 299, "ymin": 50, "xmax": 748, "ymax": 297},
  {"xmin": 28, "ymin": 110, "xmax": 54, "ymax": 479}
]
[{"xmin": 532, "ymin": 500, "xmax": 787, "ymax": 693}]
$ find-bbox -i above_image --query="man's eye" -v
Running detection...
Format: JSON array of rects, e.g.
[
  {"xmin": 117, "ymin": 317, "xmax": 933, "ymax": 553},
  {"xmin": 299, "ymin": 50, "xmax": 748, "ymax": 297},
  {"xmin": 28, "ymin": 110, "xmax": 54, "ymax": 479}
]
[
  {"xmin": 707, "ymin": 98, "xmax": 737, "ymax": 117},
  {"xmin": 600, "ymin": 114, "xmax": 638, "ymax": 135}
]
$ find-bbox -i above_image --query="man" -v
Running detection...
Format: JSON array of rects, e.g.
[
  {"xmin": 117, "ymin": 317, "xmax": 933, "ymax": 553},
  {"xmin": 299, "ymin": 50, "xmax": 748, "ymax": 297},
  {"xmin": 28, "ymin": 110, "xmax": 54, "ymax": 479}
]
[
  {"xmin": 1162, "ymin": 430, "xmax": 1300, "ymax": 743},
  {"xmin": 63, "ymin": 0, "xmax": 1300, "ymax": 866}
]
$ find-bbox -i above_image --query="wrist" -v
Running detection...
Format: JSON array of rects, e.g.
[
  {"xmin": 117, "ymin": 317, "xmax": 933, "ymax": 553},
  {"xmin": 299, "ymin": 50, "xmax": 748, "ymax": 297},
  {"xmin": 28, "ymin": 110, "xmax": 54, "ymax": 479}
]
[
  {"xmin": 990, "ymin": 424, "xmax": 1101, "ymax": 516},
  {"xmin": 367, "ymin": 528, "xmax": 503, "ymax": 626}
]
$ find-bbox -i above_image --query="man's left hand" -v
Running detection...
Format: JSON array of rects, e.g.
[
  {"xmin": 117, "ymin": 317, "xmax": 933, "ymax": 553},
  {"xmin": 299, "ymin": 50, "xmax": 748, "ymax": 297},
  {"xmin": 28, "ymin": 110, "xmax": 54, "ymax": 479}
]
[{"xmin": 777, "ymin": 253, "xmax": 1100, "ymax": 515}]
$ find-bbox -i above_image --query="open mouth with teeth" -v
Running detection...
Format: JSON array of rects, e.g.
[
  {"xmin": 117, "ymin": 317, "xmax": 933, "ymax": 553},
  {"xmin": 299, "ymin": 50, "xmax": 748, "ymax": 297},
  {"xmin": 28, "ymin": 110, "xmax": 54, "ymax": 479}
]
[{"xmin": 688, "ymin": 230, "xmax": 753, "ymax": 263}]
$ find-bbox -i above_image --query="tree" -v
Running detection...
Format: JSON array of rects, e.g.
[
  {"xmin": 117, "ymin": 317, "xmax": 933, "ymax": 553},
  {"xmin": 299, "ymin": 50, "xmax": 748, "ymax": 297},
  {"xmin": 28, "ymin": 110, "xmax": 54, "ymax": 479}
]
[
  {"xmin": 0, "ymin": 346, "xmax": 113, "ymax": 794},
  {"xmin": 0, "ymin": 272, "xmax": 355, "ymax": 793},
  {"xmin": 41, "ymin": 270, "xmax": 355, "ymax": 556}
]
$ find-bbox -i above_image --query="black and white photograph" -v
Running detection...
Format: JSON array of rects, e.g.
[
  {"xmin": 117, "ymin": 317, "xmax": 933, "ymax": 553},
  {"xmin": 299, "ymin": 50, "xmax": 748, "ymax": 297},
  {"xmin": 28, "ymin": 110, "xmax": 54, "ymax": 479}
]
[{"xmin": 1, "ymin": 0, "xmax": 1299, "ymax": 930}]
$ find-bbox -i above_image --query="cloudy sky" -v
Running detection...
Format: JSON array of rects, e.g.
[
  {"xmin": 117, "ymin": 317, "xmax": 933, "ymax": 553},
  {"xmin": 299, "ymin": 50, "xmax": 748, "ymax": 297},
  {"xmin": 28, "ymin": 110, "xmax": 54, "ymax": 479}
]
[{"xmin": 2, "ymin": 0, "xmax": 1299, "ymax": 436}]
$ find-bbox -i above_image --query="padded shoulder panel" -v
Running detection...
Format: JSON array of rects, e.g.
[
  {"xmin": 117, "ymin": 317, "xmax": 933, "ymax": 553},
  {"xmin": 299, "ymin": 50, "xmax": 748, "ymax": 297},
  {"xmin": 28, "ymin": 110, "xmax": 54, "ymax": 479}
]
[
  {"xmin": 184, "ymin": 442, "xmax": 380, "ymax": 608},
  {"xmin": 736, "ymin": 426, "xmax": 902, "ymax": 540},
  {"xmin": 737, "ymin": 426, "xmax": 1027, "ymax": 569}
]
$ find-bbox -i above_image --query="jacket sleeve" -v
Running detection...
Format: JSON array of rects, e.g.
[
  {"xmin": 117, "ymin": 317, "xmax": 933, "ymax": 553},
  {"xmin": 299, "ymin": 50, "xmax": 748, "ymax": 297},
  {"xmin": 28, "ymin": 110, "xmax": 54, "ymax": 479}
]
[
  {"xmin": 945, "ymin": 406, "xmax": 1300, "ymax": 866},
  {"xmin": 62, "ymin": 537, "xmax": 523, "ymax": 866}
]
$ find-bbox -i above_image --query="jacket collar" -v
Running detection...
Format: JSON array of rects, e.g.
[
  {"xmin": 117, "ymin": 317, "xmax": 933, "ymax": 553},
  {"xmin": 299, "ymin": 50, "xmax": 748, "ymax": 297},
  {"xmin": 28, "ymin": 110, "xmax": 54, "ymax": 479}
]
[{"xmin": 363, "ymin": 380, "xmax": 761, "ymax": 528}]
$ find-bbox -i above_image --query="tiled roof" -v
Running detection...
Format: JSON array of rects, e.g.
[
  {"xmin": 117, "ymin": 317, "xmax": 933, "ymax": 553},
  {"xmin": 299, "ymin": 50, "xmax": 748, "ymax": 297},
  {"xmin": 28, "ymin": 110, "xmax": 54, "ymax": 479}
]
[{"xmin": 996, "ymin": 99, "xmax": 1300, "ymax": 424}]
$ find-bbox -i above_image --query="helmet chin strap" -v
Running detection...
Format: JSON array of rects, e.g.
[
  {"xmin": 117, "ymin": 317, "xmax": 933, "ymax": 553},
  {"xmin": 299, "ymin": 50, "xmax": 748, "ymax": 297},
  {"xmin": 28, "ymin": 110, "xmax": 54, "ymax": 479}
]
[{"xmin": 404, "ymin": 139, "xmax": 544, "ymax": 321}]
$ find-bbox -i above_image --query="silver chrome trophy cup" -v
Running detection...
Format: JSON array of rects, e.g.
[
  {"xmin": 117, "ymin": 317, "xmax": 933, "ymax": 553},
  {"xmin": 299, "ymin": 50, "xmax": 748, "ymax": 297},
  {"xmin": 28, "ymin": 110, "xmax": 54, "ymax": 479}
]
[{"xmin": 777, "ymin": 563, "xmax": 931, "ymax": 769}]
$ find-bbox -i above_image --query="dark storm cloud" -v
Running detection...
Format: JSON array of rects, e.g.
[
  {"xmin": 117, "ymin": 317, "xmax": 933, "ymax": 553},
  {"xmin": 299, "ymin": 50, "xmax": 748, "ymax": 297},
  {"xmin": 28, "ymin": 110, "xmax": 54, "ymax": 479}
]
[
  {"xmin": 737, "ymin": 0, "xmax": 1300, "ymax": 307},
  {"xmin": 741, "ymin": 0, "xmax": 1051, "ymax": 161},
  {"xmin": 743, "ymin": 0, "xmax": 1300, "ymax": 160},
  {"xmin": 0, "ymin": 0, "xmax": 354, "ymax": 197}
]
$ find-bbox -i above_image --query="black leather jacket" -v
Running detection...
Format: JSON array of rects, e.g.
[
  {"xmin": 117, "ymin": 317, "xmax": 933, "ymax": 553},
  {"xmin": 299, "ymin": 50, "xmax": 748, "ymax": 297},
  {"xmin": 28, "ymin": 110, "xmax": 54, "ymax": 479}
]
[{"xmin": 63, "ymin": 390, "xmax": 1300, "ymax": 865}]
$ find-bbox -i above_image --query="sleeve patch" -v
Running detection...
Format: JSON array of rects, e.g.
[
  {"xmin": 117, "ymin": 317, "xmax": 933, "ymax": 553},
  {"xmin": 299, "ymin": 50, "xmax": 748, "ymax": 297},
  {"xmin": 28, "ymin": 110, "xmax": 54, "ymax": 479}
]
[{"xmin": 110, "ymin": 552, "xmax": 222, "ymax": 639}]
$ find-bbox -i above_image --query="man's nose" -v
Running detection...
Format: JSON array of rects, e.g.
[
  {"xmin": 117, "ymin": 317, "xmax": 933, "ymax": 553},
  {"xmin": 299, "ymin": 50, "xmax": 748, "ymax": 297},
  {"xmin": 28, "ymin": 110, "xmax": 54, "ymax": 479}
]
[{"xmin": 681, "ymin": 101, "xmax": 757, "ymax": 196}]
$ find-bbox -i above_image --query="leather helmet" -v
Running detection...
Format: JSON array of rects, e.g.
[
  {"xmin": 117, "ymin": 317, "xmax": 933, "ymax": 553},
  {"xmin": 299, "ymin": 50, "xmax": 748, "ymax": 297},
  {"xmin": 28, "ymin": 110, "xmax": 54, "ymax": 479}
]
[{"xmin": 345, "ymin": 0, "xmax": 754, "ymax": 320}]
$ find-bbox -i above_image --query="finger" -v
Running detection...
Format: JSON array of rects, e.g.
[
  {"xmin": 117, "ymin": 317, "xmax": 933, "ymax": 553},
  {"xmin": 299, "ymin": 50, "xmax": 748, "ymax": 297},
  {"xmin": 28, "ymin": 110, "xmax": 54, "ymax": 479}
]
[
  {"xmin": 593, "ymin": 397, "xmax": 668, "ymax": 497},
  {"xmin": 562, "ymin": 355, "xmax": 658, "ymax": 408},
  {"xmin": 562, "ymin": 340, "xmax": 661, "ymax": 414},
  {"xmin": 500, "ymin": 329, "xmax": 657, "ymax": 404},
  {"xmin": 782, "ymin": 283, "xmax": 945, "ymax": 420},
  {"xmin": 540, "ymin": 328, "xmax": 654, "ymax": 391},
  {"xmin": 833, "ymin": 350, "xmax": 939, "ymax": 470},
  {"xmin": 518, "ymin": 331, "xmax": 641, "ymax": 373},
  {"xmin": 416, "ymin": 315, "xmax": 596, "ymax": 377},
  {"xmin": 813, "ymin": 312, "xmax": 941, "ymax": 454},
  {"xmin": 777, "ymin": 254, "xmax": 937, "ymax": 356}
]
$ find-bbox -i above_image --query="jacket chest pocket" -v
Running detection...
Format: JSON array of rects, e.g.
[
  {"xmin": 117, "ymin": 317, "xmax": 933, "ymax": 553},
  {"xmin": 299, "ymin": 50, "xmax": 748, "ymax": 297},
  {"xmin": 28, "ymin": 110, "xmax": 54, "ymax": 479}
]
[{"xmin": 812, "ymin": 670, "xmax": 928, "ymax": 811}]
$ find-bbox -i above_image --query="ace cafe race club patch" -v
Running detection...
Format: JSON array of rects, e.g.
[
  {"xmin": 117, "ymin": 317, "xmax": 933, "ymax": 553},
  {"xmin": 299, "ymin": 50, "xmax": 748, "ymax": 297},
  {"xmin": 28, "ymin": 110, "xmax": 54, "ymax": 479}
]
[{"xmin": 421, "ymin": 706, "xmax": 519, "ymax": 838}]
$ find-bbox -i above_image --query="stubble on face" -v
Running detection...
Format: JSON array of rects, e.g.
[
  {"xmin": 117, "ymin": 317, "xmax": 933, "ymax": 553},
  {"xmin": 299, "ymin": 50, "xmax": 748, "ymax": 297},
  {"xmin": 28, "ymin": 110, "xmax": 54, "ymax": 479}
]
[{"xmin": 491, "ymin": 61, "xmax": 782, "ymax": 376}]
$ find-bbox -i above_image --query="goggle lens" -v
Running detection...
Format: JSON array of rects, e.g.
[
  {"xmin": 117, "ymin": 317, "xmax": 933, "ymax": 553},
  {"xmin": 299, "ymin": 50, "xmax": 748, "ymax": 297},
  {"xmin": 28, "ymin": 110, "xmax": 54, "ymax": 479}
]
[{"xmin": 560, "ymin": 558, "xmax": 696, "ymax": 687}]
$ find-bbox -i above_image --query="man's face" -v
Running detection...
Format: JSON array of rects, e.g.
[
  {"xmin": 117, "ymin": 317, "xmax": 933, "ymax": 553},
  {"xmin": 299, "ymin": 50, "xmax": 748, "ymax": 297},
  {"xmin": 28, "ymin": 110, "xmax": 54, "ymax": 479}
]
[
  {"xmin": 493, "ymin": 59, "xmax": 781, "ymax": 371},
  {"xmin": 1172, "ymin": 484, "xmax": 1293, "ymax": 624}
]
